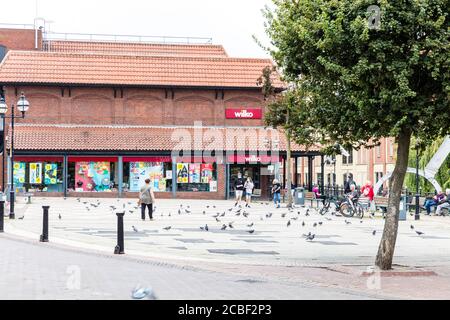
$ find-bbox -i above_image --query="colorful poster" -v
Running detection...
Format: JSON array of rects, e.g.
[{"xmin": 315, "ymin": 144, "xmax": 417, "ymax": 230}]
[
  {"xmin": 129, "ymin": 162, "xmax": 165, "ymax": 192},
  {"xmin": 189, "ymin": 164, "xmax": 201, "ymax": 183},
  {"xmin": 44, "ymin": 163, "xmax": 58, "ymax": 185},
  {"xmin": 13, "ymin": 162, "xmax": 26, "ymax": 185},
  {"xmin": 29, "ymin": 163, "xmax": 43, "ymax": 184},
  {"xmin": 177, "ymin": 163, "xmax": 189, "ymax": 183},
  {"xmin": 201, "ymin": 164, "xmax": 213, "ymax": 183},
  {"xmin": 209, "ymin": 181, "xmax": 217, "ymax": 192},
  {"xmin": 75, "ymin": 162, "xmax": 111, "ymax": 192}
]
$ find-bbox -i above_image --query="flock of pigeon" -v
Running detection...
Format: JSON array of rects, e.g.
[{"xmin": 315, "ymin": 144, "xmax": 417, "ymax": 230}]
[{"xmin": 35, "ymin": 197, "xmax": 426, "ymax": 241}]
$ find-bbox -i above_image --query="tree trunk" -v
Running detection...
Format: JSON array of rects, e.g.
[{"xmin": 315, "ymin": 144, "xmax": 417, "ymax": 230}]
[{"xmin": 375, "ymin": 129, "xmax": 412, "ymax": 270}]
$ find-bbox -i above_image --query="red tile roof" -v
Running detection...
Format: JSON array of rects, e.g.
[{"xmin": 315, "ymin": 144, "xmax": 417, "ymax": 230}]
[
  {"xmin": 43, "ymin": 40, "xmax": 229, "ymax": 57},
  {"xmin": 10, "ymin": 124, "xmax": 318, "ymax": 153},
  {"xmin": 0, "ymin": 50, "xmax": 283, "ymax": 88}
]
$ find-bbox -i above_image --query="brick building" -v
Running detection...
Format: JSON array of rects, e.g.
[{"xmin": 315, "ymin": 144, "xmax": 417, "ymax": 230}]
[{"xmin": 0, "ymin": 25, "xmax": 320, "ymax": 200}]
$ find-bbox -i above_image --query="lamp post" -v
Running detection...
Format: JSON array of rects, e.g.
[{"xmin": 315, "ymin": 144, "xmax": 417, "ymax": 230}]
[
  {"xmin": 0, "ymin": 92, "xmax": 30, "ymax": 219},
  {"xmin": 415, "ymin": 139, "xmax": 421, "ymax": 221}
]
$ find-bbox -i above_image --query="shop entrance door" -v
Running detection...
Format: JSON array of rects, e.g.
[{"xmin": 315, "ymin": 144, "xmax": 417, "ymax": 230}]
[{"xmin": 229, "ymin": 164, "xmax": 274, "ymax": 200}]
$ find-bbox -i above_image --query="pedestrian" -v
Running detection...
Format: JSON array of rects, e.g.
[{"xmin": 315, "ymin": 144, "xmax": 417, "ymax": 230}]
[
  {"xmin": 234, "ymin": 172, "xmax": 245, "ymax": 207},
  {"xmin": 139, "ymin": 178, "xmax": 155, "ymax": 221},
  {"xmin": 360, "ymin": 180, "xmax": 375, "ymax": 211},
  {"xmin": 435, "ymin": 189, "xmax": 450, "ymax": 216},
  {"xmin": 244, "ymin": 177, "xmax": 254, "ymax": 208},
  {"xmin": 423, "ymin": 191, "xmax": 445, "ymax": 215},
  {"xmin": 344, "ymin": 173, "xmax": 356, "ymax": 194},
  {"xmin": 271, "ymin": 179, "xmax": 282, "ymax": 208}
]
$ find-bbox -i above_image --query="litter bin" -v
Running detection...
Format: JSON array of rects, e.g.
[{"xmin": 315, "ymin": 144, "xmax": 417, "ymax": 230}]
[
  {"xmin": 295, "ymin": 187, "xmax": 305, "ymax": 205},
  {"xmin": 399, "ymin": 194, "xmax": 407, "ymax": 221}
]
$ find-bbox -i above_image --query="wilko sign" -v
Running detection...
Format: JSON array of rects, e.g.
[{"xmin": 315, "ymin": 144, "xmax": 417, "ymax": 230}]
[
  {"xmin": 227, "ymin": 154, "xmax": 282, "ymax": 164},
  {"xmin": 225, "ymin": 108, "xmax": 262, "ymax": 119}
]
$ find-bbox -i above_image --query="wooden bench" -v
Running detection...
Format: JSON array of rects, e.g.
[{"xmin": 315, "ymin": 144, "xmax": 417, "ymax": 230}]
[
  {"xmin": 305, "ymin": 191, "xmax": 323, "ymax": 207},
  {"xmin": 374, "ymin": 196, "xmax": 389, "ymax": 212}
]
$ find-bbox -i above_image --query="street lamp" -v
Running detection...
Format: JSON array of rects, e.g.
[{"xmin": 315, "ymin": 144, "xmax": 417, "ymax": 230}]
[
  {"xmin": 415, "ymin": 138, "xmax": 421, "ymax": 221},
  {"xmin": 0, "ymin": 92, "xmax": 30, "ymax": 219}
]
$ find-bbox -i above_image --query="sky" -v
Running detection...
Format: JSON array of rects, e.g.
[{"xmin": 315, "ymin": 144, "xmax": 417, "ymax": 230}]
[{"xmin": 0, "ymin": 0, "xmax": 275, "ymax": 58}]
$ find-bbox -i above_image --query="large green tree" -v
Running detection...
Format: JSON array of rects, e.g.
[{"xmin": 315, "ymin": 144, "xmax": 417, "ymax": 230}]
[{"xmin": 262, "ymin": 0, "xmax": 449, "ymax": 269}]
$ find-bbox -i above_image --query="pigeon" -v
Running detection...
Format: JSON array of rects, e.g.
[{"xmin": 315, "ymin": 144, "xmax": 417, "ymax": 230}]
[
  {"xmin": 313, "ymin": 223, "xmax": 317, "ymax": 227},
  {"xmin": 220, "ymin": 212, "xmax": 226, "ymax": 217},
  {"xmin": 410, "ymin": 225, "xmax": 415, "ymax": 230},
  {"xmin": 318, "ymin": 222, "xmax": 323, "ymax": 226},
  {"xmin": 306, "ymin": 234, "xmax": 315, "ymax": 241},
  {"xmin": 302, "ymin": 221, "xmax": 305, "ymax": 227},
  {"xmin": 185, "ymin": 209, "xmax": 191, "ymax": 214},
  {"xmin": 221, "ymin": 224, "xmax": 227, "ymax": 230},
  {"xmin": 302, "ymin": 232, "xmax": 312, "ymax": 238},
  {"xmin": 216, "ymin": 217, "xmax": 221, "ymax": 223},
  {"xmin": 168, "ymin": 213, "xmax": 171, "ymax": 217},
  {"xmin": 178, "ymin": 209, "xmax": 181, "ymax": 215},
  {"xmin": 266, "ymin": 213, "xmax": 273, "ymax": 218},
  {"xmin": 260, "ymin": 216, "xmax": 264, "ymax": 221},
  {"xmin": 228, "ymin": 222, "xmax": 235, "ymax": 229},
  {"xmin": 213, "ymin": 206, "xmax": 216, "ymax": 209},
  {"xmin": 58, "ymin": 214, "xmax": 61, "ymax": 220},
  {"xmin": 281, "ymin": 213, "xmax": 287, "ymax": 218},
  {"xmin": 243, "ymin": 212, "xmax": 249, "ymax": 218},
  {"xmin": 228, "ymin": 208, "xmax": 233, "ymax": 212},
  {"xmin": 325, "ymin": 217, "xmax": 332, "ymax": 221},
  {"xmin": 247, "ymin": 229, "xmax": 255, "ymax": 234},
  {"xmin": 345, "ymin": 220, "xmax": 351, "ymax": 225},
  {"xmin": 202, "ymin": 211, "xmax": 206, "ymax": 215},
  {"xmin": 132, "ymin": 226, "xmax": 138, "ymax": 232},
  {"xmin": 287, "ymin": 220, "xmax": 291, "ymax": 227},
  {"xmin": 305, "ymin": 212, "xmax": 310, "ymax": 217},
  {"xmin": 291, "ymin": 217, "xmax": 298, "ymax": 221},
  {"xmin": 205, "ymin": 224, "xmax": 209, "ymax": 231},
  {"xmin": 372, "ymin": 230, "xmax": 376, "ymax": 236},
  {"xmin": 18, "ymin": 216, "xmax": 24, "ymax": 220},
  {"xmin": 163, "ymin": 226, "xmax": 172, "ymax": 231},
  {"xmin": 213, "ymin": 213, "xmax": 220, "ymax": 218},
  {"xmin": 129, "ymin": 211, "xmax": 134, "ymax": 214},
  {"xmin": 161, "ymin": 213, "xmax": 164, "ymax": 217},
  {"xmin": 206, "ymin": 206, "xmax": 210, "ymax": 208},
  {"xmin": 235, "ymin": 212, "xmax": 241, "ymax": 216},
  {"xmin": 200, "ymin": 226, "xmax": 205, "ymax": 231},
  {"xmin": 360, "ymin": 220, "xmax": 363, "ymax": 223},
  {"xmin": 247, "ymin": 223, "xmax": 254, "ymax": 227},
  {"xmin": 131, "ymin": 285, "xmax": 157, "ymax": 300},
  {"xmin": 416, "ymin": 231, "xmax": 424, "ymax": 236}
]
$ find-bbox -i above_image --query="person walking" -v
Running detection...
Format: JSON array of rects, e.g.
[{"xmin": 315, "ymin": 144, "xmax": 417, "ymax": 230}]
[
  {"xmin": 360, "ymin": 180, "xmax": 375, "ymax": 211},
  {"xmin": 435, "ymin": 189, "xmax": 450, "ymax": 216},
  {"xmin": 244, "ymin": 177, "xmax": 254, "ymax": 208},
  {"xmin": 139, "ymin": 178, "xmax": 155, "ymax": 221},
  {"xmin": 272, "ymin": 179, "xmax": 282, "ymax": 208},
  {"xmin": 234, "ymin": 172, "xmax": 245, "ymax": 207}
]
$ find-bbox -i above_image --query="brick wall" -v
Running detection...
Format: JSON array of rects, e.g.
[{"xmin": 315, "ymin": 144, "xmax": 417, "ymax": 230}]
[
  {"xmin": 2, "ymin": 86, "xmax": 265, "ymax": 127},
  {"xmin": 0, "ymin": 28, "xmax": 42, "ymax": 51}
]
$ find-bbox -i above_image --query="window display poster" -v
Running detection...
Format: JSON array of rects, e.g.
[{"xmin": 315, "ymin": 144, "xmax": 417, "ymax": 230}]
[
  {"xmin": 177, "ymin": 163, "xmax": 189, "ymax": 183},
  {"xmin": 201, "ymin": 164, "xmax": 213, "ymax": 183},
  {"xmin": 13, "ymin": 162, "xmax": 26, "ymax": 185},
  {"xmin": 75, "ymin": 162, "xmax": 111, "ymax": 192},
  {"xmin": 129, "ymin": 162, "xmax": 165, "ymax": 192},
  {"xmin": 209, "ymin": 180, "xmax": 217, "ymax": 192},
  {"xmin": 189, "ymin": 163, "xmax": 201, "ymax": 183},
  {"xmin": 29, "ymin": 163, "xmax": 43, "ymax": 184},
  {"xmin": 44, "ymin": 163, "xmax": 58, "ymax": 185}
]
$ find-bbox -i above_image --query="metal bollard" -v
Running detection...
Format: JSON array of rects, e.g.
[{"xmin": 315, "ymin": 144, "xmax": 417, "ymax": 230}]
[
  {"xmin": 0, "ymin": 200, "xmax": 4, "ymax": 233},
  {"xmin": 40, "ymin": 206, "xmax": 50, "ymax": 242},
  {"xmin": 115, "ymin": 211, "xmax": 125, "ymax": 254}
]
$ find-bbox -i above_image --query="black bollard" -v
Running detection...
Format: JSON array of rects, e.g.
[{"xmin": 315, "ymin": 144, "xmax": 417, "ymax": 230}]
[
  {"xmin": 115, "ymin": 211, "xmax": 125, "ymax": 254},
  {"xmin": 0, "ymin": 200, "xmax": 4, "ymax": 233},
  {"xmin": 40, "ymin": 206, "xmax": 50, "ymax": 242}
]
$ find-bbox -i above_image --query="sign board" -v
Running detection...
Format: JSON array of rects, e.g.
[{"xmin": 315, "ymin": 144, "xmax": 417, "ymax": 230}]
[{"xmin": 225, "ymin": 108, "xmax": 262, "ymax": 119}]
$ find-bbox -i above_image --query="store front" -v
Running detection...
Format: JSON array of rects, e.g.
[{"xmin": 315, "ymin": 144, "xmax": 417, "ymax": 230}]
[
  {"xmin": 8, "ymin": 153, "xmax": 223, "ymax": 199},
  {"xmin": 227, "ymin": 154, "xmax": 280, "ymax": 200}
]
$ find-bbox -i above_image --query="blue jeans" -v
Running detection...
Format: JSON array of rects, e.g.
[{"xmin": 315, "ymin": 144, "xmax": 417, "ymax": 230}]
[
  {"xmin": 424, "ymin": 199, "xmax": 437, "ymax": 214},
  {"xmin": 273, "ymin": 193, "xmax": 281, "ymax": 205}
]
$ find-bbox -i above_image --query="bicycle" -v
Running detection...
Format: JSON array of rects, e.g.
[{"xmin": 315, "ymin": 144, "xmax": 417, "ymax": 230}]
[
  {"xmin": 339, "ymin": 195, "xmax": 365, "ymax": 218},
  {"xmin": 319, "ymin": 195, "xmax": 343, "ymax": 215}
]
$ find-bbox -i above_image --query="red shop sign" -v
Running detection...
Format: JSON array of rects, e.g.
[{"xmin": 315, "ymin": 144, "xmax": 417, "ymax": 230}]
[
  {"xmin": 227, "ymin": 154, "xmax": 282, "ymax": 163},
  {"xmin": 123, "ymin": 156, "xmax": 172, "ymax": 162},
  {"xmin": 225, "ymin": 108, "xmax": 262, "ymax": 119}
]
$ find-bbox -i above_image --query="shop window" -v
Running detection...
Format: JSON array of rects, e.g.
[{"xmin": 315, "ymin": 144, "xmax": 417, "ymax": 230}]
[
  {"xmin": 342, "ymin": 148, "xmax": 353, "ymax": 165},
  {"xmin": 124, "ymin": 161, "xmax": 172, "ymax": 192},
  {"xmin": 176, "ymin": 162, "xmax": 217, "ymax": 192},
  {"xmin": 68, "ymin": 159, "xmax": 117, "ymax": 192},
  {"xmin": 13, "ymin": 160, "xmax": 64, "ymax": 192}
]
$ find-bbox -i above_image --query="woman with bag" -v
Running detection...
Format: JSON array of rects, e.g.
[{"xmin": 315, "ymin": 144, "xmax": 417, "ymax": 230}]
[
  {"xmin": 139, "ymin": 179, "xmax": 155, "ymax": 221},
  {"xmin": 244, "ymin": 177, "xmax": 254, "ymax": 208}
]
